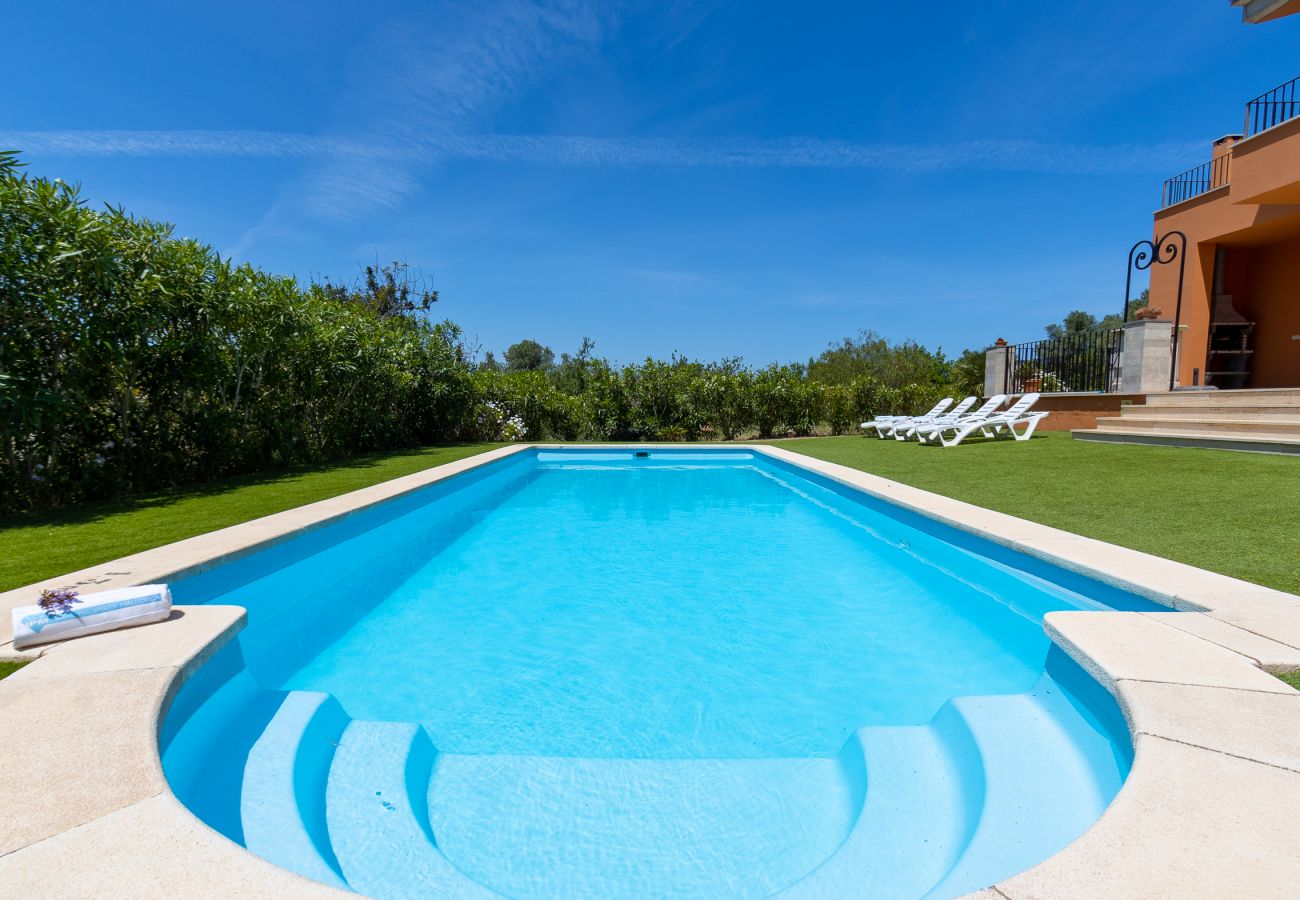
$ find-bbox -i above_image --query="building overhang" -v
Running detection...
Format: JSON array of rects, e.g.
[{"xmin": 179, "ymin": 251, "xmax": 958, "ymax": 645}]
[{"xmin": 1231, "ymin": 0, "xmax": 1300, "ymax": 23}]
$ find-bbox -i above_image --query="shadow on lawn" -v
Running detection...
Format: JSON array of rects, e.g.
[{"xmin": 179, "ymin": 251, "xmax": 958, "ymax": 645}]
[{"xmin": 0, "ymin": 444, "xmax": 474, "ymax": 532}]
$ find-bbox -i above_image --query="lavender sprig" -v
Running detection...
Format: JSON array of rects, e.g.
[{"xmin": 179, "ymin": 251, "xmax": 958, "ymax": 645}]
[{"xmin": 38, "ymin": 588, "xmax": 81, "ymax": 616}]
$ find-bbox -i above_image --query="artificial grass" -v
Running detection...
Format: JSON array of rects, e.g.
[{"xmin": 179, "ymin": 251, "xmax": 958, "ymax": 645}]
[
  {"xmin": 1, "ymin": 433, "xmax": 1296, "ymax": 599},
  {"xmin": 1275, "ymin": 670, "xmax": 1300, "ymax": 691},
  {"xmin": 767, "ymin": 432, "xmax": 1300, "ymax": 596},
  {"xmin": 0, "ymin": 444, "xmax": 503, "ymax": 593}
]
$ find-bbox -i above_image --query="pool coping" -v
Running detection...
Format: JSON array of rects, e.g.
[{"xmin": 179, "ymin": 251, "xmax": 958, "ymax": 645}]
[{"xmin": 2, "ymin": 441, "xmax": 1299, "ymax": 898}]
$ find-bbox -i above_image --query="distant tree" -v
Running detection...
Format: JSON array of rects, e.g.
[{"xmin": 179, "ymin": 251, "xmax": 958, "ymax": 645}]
[
  {"xmin": 1045, "ymin": 291, "xmax": 1150, "ymax": 338},
  {"xmin": 318, "ymin": 259, "xmax": 438, "ymax": 319},
  {"xmin": 478, "ymin": 351, "xmax": 502, "ymax": 372},
  {"xmin": 552, "ymin": 337, "xmax": 599, "ymax": 394},
  {"xmin": 504, "ymin": 339, "xmax": 555, "ymax": 372},
  {"xmin": 807, "ymin": 330, "xmax": 949, "ymax": 388},
  {"xmin": 949, "ymin": 347, "xmax": 988, "ymax": 396}
]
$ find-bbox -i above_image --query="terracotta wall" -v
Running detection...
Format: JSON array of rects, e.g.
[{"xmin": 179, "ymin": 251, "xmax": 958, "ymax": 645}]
[
  {"xmin": 1012, "ymin": 393, "xmax": 1144, "ymax": 431},
  {"xmin": 1240, "ymin": 236, "xmax": 1300, "ymax": 386}
]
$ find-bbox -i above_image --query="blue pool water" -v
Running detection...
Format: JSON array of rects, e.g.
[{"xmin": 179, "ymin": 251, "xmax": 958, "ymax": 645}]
[{"xmin": 161, "ymin": 448, "xmax": 1162, "ymax": 899}]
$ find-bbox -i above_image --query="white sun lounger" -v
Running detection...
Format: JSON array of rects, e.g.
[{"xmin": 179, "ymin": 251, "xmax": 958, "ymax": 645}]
[
  {"xmin": 915, "ymin": 393, "xmax": 1049, "ymax": 447},
  {"xmin": 889, "ymin": 396, "xmax": 977, "ymax": 440},
  {"xmin": 903, "ymin": 394, "xmax": 1007, "ymax": 442},
  {"xmin": 860, "ymin": 397, "xmax": 952, "ymax": 438}
]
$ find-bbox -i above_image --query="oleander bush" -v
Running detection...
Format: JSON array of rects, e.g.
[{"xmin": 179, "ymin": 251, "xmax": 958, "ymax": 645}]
[{"xmin": 0, "ymin": 151, "xmax": 955, "ymax": 512}]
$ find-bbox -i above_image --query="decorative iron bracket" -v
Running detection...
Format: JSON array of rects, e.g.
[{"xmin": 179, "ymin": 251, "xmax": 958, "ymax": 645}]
[{"xmin": 1124, "ymin": 231, "xmax": 1187, "ymax": 391}]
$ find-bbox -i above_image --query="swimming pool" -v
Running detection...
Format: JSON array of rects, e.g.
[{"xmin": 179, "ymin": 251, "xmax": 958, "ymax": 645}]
[{"xmin": 160, "ymin": 447, "xmax": 1164, "ymax": 899}]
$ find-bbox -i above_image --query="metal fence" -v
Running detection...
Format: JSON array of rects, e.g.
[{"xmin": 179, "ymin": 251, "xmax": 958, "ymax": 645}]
[
  {"xmin": 1245, "ymin": 74, "xmax": 1300, "ymax": 137},
  {"xmin": 1161, "ymin": 154, "xmax": 1231, "ymax": 209},
  {"xmin": 1002, "ymin": 326, "xmax": 1124, "ymax": 395}
]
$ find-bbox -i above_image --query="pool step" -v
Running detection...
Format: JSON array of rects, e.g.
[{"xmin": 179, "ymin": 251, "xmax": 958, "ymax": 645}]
[
  {"xmin": 160, "ymin": 667, "xmax": 285, "ymax": 844},
  {"xmin": 325, "ymin": 720, "xmax": 496, "ymax": 898},
  {"xmin": 240, "ymin": 691, "xmax": 350, "ymax": 890},
  {"xmin": 922, "ymin": 679, "xmax": 1121, "ymax": 899},
  {"xmin": 426, "ymin": 753, "xmax": 863, "ymax": 899},
  {"xmin": 776, "ymin": 715, "xmax": 981, "ymax": 899}
]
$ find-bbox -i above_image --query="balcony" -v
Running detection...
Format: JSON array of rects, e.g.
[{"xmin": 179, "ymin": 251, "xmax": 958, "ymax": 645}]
[
  {"xmin": 1158, "ymin": 73, "xmax": 1300, "ymax": 209},
  {"xmin": 1161, "ymin": 154, "xmax": 1232, "ymax": 209},
  {"xmin": 1244, "ymin": 74, "xmax": 1300, "ymax": 136}
]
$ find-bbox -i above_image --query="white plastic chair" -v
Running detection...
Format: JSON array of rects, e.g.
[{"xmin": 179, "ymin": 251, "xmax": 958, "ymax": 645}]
[
  {"xmin": 907, "ymin": 394, "xmax": 1007, "ymax": 443},
  {"xmin": 890, "ymin": 396, "xmax": 977, "ymax": 440},
  {"xmin": 860, "ymin": 398, "xmax": 952, "ymax": 438},
  {"xmin": 916, "ymin": 393, "xmax": 1049, "ymax": 447}
]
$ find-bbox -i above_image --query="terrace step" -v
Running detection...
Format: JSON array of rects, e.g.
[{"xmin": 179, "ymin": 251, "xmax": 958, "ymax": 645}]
[
  {"xmin": 240, "ymin": 691, "xmax": 350, "ymax": 890},
  {"xmin": 1073, "ymin": 427, "xmax": 1300, "ymax": 455},
  {"xmin": 1141, "ymin": 388, "xmax": 1300, "ymax": 407},
  {"xmin": 1120, "ymin": 404, "xmax": 1300, "ymax": 418},
  {"xmin": 777, "ymin": 718, "xmax": 979, "ymax": 899},
  {"xmin": 427, "ymin": 753, "xmax": 863, "ymax": 899},
  {"xmin": 1075, "ymin": 386, "xmax": 1300, "ymax": 453},
  {"xmin": 1093, "ymin": 415, "xmax": 1300, "ymax": 436},
  {"xmin": 325, "ymin": 720, "xmax": 495, "ymax": 898},
  {"xmin": 922, "ymin": 677, "xmax": 1121, "ymax": 900}
]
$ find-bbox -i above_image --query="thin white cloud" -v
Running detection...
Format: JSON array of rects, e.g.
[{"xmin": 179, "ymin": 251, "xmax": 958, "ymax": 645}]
[{"xmin": 2, "ymin": 128, "xmax": 1203, "ymax": 176}]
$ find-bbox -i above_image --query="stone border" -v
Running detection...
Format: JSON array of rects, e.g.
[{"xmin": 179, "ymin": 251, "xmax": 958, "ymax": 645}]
[{"xmin": 2, "ymin": 442, "xmax": 1298, "ymax": 898}]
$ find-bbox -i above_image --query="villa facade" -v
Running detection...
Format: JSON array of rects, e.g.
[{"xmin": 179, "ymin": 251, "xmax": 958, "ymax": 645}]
[{"xmin": 1150, "ymin": 5, "xmax": 1300, "ymax": 389}]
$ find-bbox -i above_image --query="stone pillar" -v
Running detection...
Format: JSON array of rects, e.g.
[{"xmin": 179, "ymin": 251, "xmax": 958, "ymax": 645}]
[
  {"xmin": 1119, "ymin": 319, "xmax": 1174, "ymax": 394},
  {"xmin": 984, "ymin": 340, "xmax": 1009, "ymax": 397}
]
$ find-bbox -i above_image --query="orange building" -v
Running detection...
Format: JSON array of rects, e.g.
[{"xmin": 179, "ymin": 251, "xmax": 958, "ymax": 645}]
[{"xmin": 1149, "ymin": 4, "xmax": 1300, "ymax": 389}]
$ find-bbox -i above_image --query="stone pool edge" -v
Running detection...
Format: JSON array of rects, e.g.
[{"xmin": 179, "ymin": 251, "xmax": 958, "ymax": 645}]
[{"xmin": 0, "ymin": 442, "xmax": 1296, "ymax": 898}]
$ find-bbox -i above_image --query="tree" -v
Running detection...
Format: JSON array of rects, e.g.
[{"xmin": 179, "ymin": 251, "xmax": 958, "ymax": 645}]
[
  {"xmin": 1045, "ymin": 292, "xmax": 1150, "ymax": 338},
  {"xmin": 552, "ymin": 337, "xmax": 599, "ymax": 394},
  {"xmin": 504, "ymin": 339, "xmax": 555, "ymax": 372},
  {"xmin": 318, "ymin": 259, "xmax": 438, "ymax": 319},
  {"xmin": 807, "ymin": 330, "xmax": 949, "ymax": 388}
]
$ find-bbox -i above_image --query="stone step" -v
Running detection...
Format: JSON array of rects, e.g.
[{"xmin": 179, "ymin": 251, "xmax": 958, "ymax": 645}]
[
  {"xmin": 1118, "ymin": 408, "xmax": 1300, "ymax": 421},
  {"xmin": 1072, "ymin": 428, "xmax": 1300, "ymax": 455},
  {"xmin": 1095, "ymin": 416, "xmax": 1300, "ymax": 436},
  {"xmin": 1141, "ymin": 389, "xmax": 1300, "ymax": 408}
]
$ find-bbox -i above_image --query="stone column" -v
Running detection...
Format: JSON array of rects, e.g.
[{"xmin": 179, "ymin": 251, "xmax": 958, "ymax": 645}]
[
  {"xmin": 1119, "ymin": 319, "xmax": 1174, "ymax": 394},
  {"xmin": 984, "ymin": 341, "xmax": 1009, "ymax": 397}
]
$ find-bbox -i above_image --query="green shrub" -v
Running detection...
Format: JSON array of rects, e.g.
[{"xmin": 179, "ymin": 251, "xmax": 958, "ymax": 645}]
[{"xmin": 0, "ymin": 151, "xmax": 984, "ymax": 510}]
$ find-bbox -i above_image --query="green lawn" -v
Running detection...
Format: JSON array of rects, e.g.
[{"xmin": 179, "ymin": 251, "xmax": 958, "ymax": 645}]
[
  {"xmin": 1, "ymin": 433, "xmax": 1296, "ymax": 599},
  {"xmin": 770, "ymin": 432, "xmax": 1300, "ymax": 595},
  {"xmin": 0, "ymin": 444, "xmax": 503, "ymax": 593}
]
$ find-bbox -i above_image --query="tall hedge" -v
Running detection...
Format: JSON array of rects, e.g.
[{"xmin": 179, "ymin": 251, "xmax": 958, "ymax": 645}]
[
  {"xmin": 1, "ymin": 153, "xmax": 952, "ymax": 513},
  {"xmin": 0, "ymin": 154, "xmax": 472, "ymax": 511}
]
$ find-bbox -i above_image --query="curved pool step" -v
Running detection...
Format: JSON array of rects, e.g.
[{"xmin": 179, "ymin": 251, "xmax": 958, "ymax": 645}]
[
  {"xmin": 240, "ymin": 691, "xmax": 350, "ymax": 891},
  {"xmin": 325, "ymin": 719, "xmax": 498, "ymax": 899},
  {"xmin": 923, "ymin": 677, "xmax": 1123, "ymax": 899},
  {"xmin": 160, "ymin": 667, "xmax": 287, "ymax": 844},
  {"xmin": 776, "ymin": 711, "xmax": 982, "ymax": 899},
  {"xmin": 427, "ymin": 753, "xmax": 864, "ymax": 899}
]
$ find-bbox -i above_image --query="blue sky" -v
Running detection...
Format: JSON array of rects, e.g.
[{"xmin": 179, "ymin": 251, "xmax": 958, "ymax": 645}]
[{"xmin": 4, "ymin": 1, "xmax": 1298, "ymax": 364}]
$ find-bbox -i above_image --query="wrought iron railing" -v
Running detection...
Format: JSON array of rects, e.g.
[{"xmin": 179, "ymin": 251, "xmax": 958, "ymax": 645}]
[
  {"xmin": 1245, "ymin": 74, "xmax": 1300, "ymax": 137},
  {"xmin": 1161, "ymin": 154, "xmax": 1231, "ymax": 208},
  {"xmin": 1001, "ymin": 326, "xmax": 1125, "ymax": 395}
]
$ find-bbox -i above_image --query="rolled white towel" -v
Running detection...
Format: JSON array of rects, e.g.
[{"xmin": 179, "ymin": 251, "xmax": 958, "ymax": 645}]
[{"xmin": 11, "ymin": 584, "xmax": 172, "ymax": 651}]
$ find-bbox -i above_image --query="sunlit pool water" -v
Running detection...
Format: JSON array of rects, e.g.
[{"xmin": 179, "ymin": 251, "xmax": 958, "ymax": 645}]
[{"xmin": 161, "ymin": 448, "xmax": 1161, "ymax": 899}]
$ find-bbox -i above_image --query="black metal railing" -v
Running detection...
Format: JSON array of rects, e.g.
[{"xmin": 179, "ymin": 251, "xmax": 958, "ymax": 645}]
[
  {"xmin": 1001, "ymin": 326, "xmax": 1125, "ymax": 395},
  {"xmin": 1161, "ymin": 154, "xmax": 1231, "ymax": 208},
  {"xmin": 1245, "ymin": 74, "xmax": 1300, "ymax": 137}
]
